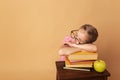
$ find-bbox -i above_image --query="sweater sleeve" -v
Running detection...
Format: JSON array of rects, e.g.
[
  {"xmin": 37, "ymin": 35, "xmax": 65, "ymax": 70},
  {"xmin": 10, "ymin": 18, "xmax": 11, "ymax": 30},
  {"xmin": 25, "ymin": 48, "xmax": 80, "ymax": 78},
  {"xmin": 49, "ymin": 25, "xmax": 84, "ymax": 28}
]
[{"xmin": 63, "ymin": 35, "xmax": 73, "ymax": 44}]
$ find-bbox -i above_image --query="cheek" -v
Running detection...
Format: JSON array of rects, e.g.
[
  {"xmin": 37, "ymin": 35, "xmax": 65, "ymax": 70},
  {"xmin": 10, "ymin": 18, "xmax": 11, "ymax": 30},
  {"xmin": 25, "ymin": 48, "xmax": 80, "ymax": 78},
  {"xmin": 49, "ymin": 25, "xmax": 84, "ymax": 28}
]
[
  {"xmin": 72, "ymin": 39, "xmax": 77, "ymax": 44},
  {"xmin": 79, "ymin": 35, "xmax": 88, "ymax": 43}
]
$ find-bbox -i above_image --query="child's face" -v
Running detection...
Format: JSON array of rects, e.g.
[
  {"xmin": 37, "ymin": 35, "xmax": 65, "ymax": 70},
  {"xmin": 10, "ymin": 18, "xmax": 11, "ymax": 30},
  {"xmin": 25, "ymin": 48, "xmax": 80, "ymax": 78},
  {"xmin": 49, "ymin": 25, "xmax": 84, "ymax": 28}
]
[{"xmin": 76, "ymin": 29, "xmax": 89, "ymax": 44}]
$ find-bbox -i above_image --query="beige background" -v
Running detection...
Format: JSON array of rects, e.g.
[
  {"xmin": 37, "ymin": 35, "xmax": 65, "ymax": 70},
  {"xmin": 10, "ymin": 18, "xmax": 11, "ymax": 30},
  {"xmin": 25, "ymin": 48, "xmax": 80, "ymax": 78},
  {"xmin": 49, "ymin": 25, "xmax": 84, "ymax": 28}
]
[{"xmin": 0, "ymin": 0, "xmax": 120, "ymax": 80}]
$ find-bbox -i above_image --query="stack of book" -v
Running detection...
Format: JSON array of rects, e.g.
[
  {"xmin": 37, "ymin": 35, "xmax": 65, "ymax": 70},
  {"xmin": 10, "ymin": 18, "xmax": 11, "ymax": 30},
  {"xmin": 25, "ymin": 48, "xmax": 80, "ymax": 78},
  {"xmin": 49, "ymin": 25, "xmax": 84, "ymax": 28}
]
[{"xmin": 64, "ymin": 52, "xmax": 98, "ymax": 71}]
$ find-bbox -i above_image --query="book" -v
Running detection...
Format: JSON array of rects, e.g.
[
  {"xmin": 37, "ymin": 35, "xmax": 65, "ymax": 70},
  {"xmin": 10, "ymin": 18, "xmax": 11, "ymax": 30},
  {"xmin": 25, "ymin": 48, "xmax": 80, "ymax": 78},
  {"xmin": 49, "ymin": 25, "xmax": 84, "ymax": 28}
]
[
  {"xmin": 63, "ymin": 67, "xmax": 91, "ymax": 71},
  {"xmin": 65, "ymin": 57, "xmax": 94, "ymax": 68},
  {"xmin": 68, "ymin": 51, "xmax": 98, "ymax": 61}
]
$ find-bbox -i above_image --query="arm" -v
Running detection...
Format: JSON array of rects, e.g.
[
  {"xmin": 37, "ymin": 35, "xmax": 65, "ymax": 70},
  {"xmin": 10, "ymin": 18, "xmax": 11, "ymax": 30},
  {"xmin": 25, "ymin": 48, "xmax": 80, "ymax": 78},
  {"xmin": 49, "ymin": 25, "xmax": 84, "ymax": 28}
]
[
  {"xmin": 66, "ymin": 42, "xmax": 97, "ymax": 52},
  {"xmin": 58, "ymin": 36, "xmax": 78, "ymax": 56},
  {"xmin": 58, "ymin": 36, "xmax": 97, "ymax": 56},
  {"xmin": 58, "ymin": 43, "xmax": 97, "ymax": 56},
  {"xmin": 58, "ymin": 45, "xmax": 81, "ymax": 56},
  {"xmin": 72, "ymin": 44, "xmax": 97, "ymax": 52}
]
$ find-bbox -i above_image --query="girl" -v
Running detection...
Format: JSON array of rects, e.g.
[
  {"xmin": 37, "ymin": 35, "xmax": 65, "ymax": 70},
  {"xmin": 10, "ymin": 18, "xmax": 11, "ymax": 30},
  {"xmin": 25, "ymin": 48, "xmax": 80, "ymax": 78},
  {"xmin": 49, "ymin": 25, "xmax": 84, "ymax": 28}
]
[{"xmin": 58, "ymin": 24, "xmax": 98, "ymax": 61}]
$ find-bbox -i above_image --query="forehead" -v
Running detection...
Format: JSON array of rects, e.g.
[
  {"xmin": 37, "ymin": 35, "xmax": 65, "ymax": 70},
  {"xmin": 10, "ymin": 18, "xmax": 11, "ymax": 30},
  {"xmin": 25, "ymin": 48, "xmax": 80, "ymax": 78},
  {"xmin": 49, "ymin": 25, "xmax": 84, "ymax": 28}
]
[
  {"xmin": 78, "ymin": 29, "xmax": 86, "ymax": 32},
  {"xmin": 78, "ymin": 29, "xmax": 89, "ymax": 41},
  {"xmin": 78, "ymin": 29, "xmax": 88, "ymax": 35}
]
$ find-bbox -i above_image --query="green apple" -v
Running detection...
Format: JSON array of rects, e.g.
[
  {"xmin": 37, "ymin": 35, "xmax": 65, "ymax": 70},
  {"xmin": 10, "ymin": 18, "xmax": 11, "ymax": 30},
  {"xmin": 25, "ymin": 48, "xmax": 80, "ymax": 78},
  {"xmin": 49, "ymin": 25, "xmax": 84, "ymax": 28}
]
[{"xmin": 93, "ymin": 60, "xmax": 106, "ymax": 72}]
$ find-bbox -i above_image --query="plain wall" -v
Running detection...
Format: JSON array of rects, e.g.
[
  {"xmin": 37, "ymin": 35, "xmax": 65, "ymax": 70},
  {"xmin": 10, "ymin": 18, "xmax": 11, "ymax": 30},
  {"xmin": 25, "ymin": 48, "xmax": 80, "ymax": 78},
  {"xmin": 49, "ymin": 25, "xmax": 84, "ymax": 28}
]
[{"xmin": 0, "ymin": 0, "xmax": 120, "ymax": 80}]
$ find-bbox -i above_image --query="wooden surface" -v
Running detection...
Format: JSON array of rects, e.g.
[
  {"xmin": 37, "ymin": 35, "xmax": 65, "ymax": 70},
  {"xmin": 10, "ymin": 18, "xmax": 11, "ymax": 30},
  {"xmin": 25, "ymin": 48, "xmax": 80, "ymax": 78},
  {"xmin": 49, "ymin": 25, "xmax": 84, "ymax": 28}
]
[{"xmin": 56, "ymin": 61, "xmax": 111, "ymax": 80}]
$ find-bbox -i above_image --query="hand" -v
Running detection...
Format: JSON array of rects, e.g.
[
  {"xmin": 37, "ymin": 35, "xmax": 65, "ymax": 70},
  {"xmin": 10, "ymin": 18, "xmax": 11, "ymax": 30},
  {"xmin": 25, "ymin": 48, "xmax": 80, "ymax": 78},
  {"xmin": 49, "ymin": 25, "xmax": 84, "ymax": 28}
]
[{"xmin": 65, "ymin": 42, "xmax": 76, "ymax": 47}]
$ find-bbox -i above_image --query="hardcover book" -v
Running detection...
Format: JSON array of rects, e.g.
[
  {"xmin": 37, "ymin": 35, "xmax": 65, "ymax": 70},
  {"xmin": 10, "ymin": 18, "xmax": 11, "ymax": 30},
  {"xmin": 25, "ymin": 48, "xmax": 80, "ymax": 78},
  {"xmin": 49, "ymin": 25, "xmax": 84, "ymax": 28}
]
[
  {"xmin": 65, "ymin": 57, "xmax": 94, "ymax": 68},
  {"xmin": 68, "ymin": 51, "xmax": 98, "ymax": 61}
]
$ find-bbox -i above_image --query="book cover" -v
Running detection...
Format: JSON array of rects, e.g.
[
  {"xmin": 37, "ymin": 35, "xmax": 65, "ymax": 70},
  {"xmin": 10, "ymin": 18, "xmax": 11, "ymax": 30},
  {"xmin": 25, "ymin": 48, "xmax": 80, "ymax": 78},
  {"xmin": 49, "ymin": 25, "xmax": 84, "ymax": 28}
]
[{"xmin": 68, "ymin": 51, "xmax": 98, "ymax": 60}]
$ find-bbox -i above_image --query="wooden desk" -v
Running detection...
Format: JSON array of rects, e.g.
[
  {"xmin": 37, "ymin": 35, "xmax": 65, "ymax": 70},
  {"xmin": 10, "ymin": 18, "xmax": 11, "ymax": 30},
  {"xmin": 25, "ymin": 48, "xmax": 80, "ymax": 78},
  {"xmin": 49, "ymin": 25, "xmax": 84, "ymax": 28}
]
[{"xmin": 56, "ymin": 61, "xmax": 110, "ymax": 80}]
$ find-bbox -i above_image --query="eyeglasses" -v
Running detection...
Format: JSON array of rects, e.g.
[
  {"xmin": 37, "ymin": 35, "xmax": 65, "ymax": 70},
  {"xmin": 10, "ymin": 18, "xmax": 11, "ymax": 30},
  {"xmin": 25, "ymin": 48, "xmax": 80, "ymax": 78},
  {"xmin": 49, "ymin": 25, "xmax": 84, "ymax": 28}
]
[{"xmin": 70, "ymin": 30, "xmax": 80, "ymax": 44}]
